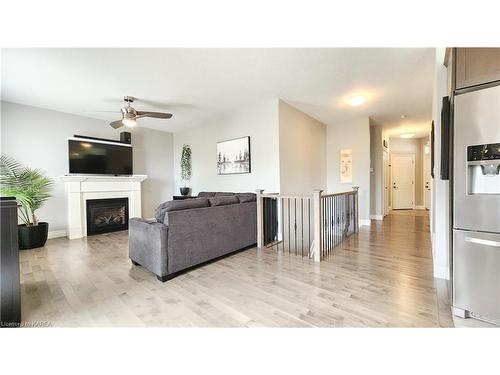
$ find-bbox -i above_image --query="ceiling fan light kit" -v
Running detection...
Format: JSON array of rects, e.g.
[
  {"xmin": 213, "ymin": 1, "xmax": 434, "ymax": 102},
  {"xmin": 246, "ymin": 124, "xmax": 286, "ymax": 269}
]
[{"xmin": 109, "ymin": 96, "xmax": 173, "ymax": 129}]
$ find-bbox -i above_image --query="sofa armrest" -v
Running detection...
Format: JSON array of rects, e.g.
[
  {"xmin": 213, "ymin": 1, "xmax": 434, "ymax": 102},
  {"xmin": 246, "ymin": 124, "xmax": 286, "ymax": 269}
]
[{"xmin": 128, "ymin": 218, "xmax": 169, "ymax": 277}]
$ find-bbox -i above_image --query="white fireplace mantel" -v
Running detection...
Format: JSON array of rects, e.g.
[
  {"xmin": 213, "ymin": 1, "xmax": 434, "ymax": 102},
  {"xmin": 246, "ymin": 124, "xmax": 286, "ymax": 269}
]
[{"xmin": 60, "ymin": 175, "xmax": 147, "ymax": 239}]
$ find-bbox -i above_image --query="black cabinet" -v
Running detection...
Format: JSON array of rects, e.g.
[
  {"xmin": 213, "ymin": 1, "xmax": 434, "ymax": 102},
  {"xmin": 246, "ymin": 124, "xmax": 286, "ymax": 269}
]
[{"xmin": 0, "ymin": 197, "xmax": 21, "ymax": 327}]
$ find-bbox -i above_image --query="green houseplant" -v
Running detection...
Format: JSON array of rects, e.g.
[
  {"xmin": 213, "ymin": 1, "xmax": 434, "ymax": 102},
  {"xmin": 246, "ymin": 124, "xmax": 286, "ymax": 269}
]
[
  {"xmin": 180, "ymin": 144, "xmax": 192, "ymax": 196},
  {"xmin": 0, "ymin": 155, "xmax": 54, "ymax": 249}
]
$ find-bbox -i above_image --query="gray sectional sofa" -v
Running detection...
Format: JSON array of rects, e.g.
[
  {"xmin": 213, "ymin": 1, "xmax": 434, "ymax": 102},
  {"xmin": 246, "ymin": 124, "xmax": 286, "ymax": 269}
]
[{"xmin": 129, "ymin": 192, "xmax": 257, "ymax": 281}]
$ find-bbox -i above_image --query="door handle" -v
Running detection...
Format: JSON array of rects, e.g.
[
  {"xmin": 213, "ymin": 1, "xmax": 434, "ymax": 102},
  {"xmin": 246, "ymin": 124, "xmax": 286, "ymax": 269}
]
[{"xmin": 465, "ymin": 237, "xmax": 500, "ymax": 248}]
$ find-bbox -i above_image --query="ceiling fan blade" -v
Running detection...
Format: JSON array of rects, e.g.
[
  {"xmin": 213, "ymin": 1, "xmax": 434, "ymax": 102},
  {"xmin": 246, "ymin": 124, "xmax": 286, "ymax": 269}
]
[
  {"xmin": 136, "ymin": 111, "xmax": 173, "ymax": 119},
  {"xmin": 110, "ymin": 120, "xmax": 124, "ymax": 129}
]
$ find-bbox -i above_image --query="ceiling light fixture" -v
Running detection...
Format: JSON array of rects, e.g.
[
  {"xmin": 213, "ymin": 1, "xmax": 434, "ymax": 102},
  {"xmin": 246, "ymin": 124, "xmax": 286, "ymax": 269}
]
[
  {"xmin": 400, "ymin": 133, "xmax": 415, "ymax": 139},
  {"xmin": 122, "ymin": 118, "xmax": 137, "ymax": 127},
  {"xmin": 348, "ymin": 95, "xmax": 366, "ymax": 106},
  {"xmin": 400, "ymin": 114, "xmax": 407, "ymax": 119}
]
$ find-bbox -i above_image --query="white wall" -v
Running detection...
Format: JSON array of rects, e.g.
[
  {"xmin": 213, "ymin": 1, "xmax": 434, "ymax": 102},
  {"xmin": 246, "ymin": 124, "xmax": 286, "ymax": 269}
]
[
  {"xmin": 173, "ymin": 99, "xmax": 280, "ymax": 195},
  {"xmin": 326, "ymin": 117, "xmax": 371, "ymax": 225},
  {"xmin": 431, "ymin": 48, "xmax": 450, "ymax": 280},
  {"xmin": 278, "ymin": 100, "xmax": 327, "ymax": 195},
  {"xmin": 0, "ymin": 101, "xmax": 174, "ymax": 232},
  {"xmin": 370, "ymin": 124, "xmax": 383, "ymax": 218}
]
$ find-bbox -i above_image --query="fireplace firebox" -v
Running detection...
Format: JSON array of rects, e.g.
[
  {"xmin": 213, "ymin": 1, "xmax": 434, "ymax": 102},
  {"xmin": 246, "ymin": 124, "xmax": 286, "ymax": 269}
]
[{"xmin": 86, "ymin": 198, "xmax": 129, "ymax": 236}]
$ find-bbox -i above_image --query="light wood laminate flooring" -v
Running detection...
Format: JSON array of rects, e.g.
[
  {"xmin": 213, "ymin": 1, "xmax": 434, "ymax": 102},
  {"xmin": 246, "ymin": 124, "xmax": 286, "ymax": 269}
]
[{"xmin": 18, "ymin": 210, "xmax": 495, "ymax": 327}]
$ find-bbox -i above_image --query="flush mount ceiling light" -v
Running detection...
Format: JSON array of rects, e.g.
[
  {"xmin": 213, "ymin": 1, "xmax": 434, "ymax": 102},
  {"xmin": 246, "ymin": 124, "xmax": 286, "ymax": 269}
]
[
  {"xmin": 348, "ymin": 95, "xmax": 366, "ymax": 106},
  {"xmin": 400, "ymin": 133, "xmax": 415, "ymax": 139}
]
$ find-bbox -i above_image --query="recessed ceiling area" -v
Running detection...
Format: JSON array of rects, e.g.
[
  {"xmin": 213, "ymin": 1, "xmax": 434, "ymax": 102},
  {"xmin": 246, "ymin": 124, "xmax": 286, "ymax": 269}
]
[{"xmin": 1, "ymin": 48, "xmax": 434, "ymax": 133}]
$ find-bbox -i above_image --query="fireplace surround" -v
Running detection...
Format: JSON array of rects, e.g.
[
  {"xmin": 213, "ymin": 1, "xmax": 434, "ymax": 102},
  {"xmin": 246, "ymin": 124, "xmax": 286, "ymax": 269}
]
[{"xmin": 60, "ymin": 175, "xmax": 147, "ymax": 239}]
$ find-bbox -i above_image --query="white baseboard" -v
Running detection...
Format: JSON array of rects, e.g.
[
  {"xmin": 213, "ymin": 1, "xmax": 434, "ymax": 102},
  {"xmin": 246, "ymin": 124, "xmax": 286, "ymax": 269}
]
[
  {"xmin": 48, "ymin": 230, "xmax": 67, "ymax": 239},
  {"xmin": 359, "ymin": 219, "xmax": 371, "ymax": 227},
  {"xmin": 433, "ymin": 264, "xmax": 450, "ymax": 280},
  {"xmin": 370, "ymin": 214, "xmax": 384, "ymax": 221},
  {"xmin": 414, "ymin": 205, "xmax": 425, "ymax": 210}
]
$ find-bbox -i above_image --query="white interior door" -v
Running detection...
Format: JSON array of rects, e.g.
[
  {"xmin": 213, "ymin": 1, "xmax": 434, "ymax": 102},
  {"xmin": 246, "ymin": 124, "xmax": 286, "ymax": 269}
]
[
  {"xmin": 391, "ymin": 154, "xmax": 415, "ymax": 209},
  {"xmin": 383, "ymin": 150, "xmax": 389, "ymax": 215},
  {"xmin": 423, "ymin": 143, "xmax": 431, "ymax": 210}
]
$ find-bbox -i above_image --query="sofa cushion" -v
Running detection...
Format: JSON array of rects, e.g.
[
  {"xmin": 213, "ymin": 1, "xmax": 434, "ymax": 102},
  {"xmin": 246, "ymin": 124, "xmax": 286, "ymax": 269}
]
[
  {"xmin": 197, "ymin": 192, "xmax": 216, "ymax": 198},
  {"xmin": 155, "ymin": 197, "xmax": 210, "ymax": 223},
  {"xmin": 208, "ymin": 196, "xmax": 239, "ymax": 206},
  {"xmin": 214, "ymin": 192, "xmax": 235, "ymax": 197},
  {"xmin": 236, "ymin": 193, "xmax": 256, "ymax": 203}
]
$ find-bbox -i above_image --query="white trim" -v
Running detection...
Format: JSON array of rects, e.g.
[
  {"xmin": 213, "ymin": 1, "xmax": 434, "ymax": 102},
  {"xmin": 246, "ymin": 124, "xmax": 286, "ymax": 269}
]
[
  {"xmin": 48, "ymin": 230, "xmax": 67, "ymax": 239},
  {"xmin": 68, "ymin": 136, "xmax": 132, "ymax": 147},
  {"xmin": 370, "ymin": 214, "xmax": 384, "ymax": 221},
  {"xmin": 388, "ymin": 205, "xmax": 392, "ymax": 210},
  {"xmin": 414, "ymin": 205, "xmax": 425, "ymax": 210},
  {"xmin": 360, "ymin": 219, "xmax": 371, "ymax": 227},
  {"xmin": 60, "ymin": 175, "xmax": 147, "ymax": 182},
  {"xmin": 60, "ymin": 175, "xmax": 147, "ymax": 239},
  {"xmin": 433, "ymin": 264, "xmax": 450, "ymax": 280}
]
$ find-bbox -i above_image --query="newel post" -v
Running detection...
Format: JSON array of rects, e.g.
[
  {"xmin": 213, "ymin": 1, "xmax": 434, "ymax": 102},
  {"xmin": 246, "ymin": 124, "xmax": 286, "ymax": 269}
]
[
  {"xmin": 352, "ymin": 186, "xmax": 359, "ymax": 233},
  {"xmin": 312, "ymin": 189, "xmax": 323, "ymax": 262},
  {"xmin": 256, "ymin": 189, "xmax": 265, "ymax": 248}
]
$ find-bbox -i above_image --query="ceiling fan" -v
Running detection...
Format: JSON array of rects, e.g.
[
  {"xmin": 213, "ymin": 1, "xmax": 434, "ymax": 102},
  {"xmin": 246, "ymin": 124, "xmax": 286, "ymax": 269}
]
[{"xmin": 109, "ymin": 96, "xmax": 173, "ymax": 129}]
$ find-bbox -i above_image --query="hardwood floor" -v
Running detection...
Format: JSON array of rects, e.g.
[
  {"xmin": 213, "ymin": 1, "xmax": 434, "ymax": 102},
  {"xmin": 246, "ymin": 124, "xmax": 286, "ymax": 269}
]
[{"xmin": 18, "ymin": 210, "xmax": 495, "ymax": 327}]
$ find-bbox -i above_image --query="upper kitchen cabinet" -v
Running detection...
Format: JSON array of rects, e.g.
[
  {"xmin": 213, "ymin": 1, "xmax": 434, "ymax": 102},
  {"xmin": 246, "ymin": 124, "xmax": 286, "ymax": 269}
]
[{"xmin": 455, "ymin": 48, "xmax": 500, "ymax": 90}]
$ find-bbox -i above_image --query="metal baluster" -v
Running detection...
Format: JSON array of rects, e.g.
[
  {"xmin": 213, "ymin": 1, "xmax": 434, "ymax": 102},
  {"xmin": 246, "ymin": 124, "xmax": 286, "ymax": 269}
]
[
  {"xmin": 307, "ymin": 199, "xmax": 311, "ymax": 254},
  {"xmin": 321, "ymin": 196, "xmax": 325, "ymax": 258},
  {"xmin": 293, "ymin": 198, "xmax": 296, "ymax": 255},
  {"xmin": 301, "ymin": 198, "xmax": 304, "ymax": 257},
  {"xmin": 329, "ymin": 196, "xmax": 332, "ymax": 255},
  {"xmin": 330, "ymin": 196, "xmax": 333, "ymax": 253},
  {"xmin": 274, "ymin": 198, "xmax": 277, "ymax": 251},
  {"xmin": 281, "ymin": 198, "xmax": 284, "ymax": 253}
]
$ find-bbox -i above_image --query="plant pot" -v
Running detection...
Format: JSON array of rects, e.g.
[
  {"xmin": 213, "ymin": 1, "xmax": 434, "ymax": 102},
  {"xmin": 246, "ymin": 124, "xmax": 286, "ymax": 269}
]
[
  {"xmin": 18, "ymin": 222, "xmax": 49, "ymax": 250},
  {"xmin": 180, "ymin": 187, "xmax": 191, "ymax": 196}
]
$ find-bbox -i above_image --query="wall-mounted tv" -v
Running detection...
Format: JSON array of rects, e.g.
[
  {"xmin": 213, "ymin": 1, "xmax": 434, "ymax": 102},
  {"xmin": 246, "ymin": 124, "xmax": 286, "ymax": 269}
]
[{"xmin": 68, "ymin": 138, "xmax": 133, "ymax": 175}]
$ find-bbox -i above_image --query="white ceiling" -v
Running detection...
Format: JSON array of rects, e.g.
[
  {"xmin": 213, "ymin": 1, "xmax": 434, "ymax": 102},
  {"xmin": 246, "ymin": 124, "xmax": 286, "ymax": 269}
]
[{"xmin": 1, "ymin": 48, "xmax": 434, "ymax": 136}]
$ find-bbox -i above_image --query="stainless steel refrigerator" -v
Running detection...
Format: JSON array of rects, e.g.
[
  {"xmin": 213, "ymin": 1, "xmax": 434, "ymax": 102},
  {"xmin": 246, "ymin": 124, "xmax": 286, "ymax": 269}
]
[{"xmin": 453, "ymin": 84, "xmax": 500, "ymax": 322}]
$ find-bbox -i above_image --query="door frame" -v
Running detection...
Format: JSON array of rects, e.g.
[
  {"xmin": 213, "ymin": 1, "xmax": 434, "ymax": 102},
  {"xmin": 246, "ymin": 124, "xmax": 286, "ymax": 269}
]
[
  {"xmin": 383, "ymin": 149, "xmax": 390, "ymax": 216},
  {"xmin": 423, "ymin": 141, "xmax": 431, "ymax": 210},
  {"xmin": 391, "ymin": 153, "xmax": 415, "ymax": 210}
]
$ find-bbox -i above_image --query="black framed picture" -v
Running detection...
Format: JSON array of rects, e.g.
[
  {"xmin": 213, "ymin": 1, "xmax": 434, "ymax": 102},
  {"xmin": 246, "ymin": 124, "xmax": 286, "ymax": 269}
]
[{"xmin": 217, "ymin": 136, "xmax": 251, "ymax": 175}]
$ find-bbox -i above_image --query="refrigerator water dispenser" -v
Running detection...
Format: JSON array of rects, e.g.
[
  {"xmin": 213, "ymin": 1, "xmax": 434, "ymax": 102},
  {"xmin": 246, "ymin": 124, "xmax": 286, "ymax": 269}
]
[{"xmin": 467, "ymin": 143, "xmax": 500, "ymax": 195}]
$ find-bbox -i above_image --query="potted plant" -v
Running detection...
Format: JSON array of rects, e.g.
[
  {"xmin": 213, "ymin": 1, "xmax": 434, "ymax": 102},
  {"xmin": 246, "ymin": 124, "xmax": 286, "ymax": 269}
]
[
  {"xmin": 0, "ymin": 155, "xmax": 54, "ymax": 250},
  {"xmin": 180, "ymin": 144, "xmax": 192, "ymax": 196}
]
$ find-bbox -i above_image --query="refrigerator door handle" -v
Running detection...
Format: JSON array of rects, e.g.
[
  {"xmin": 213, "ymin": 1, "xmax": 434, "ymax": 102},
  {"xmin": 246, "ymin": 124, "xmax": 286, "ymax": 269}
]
[{"xmin": 465, "ymin": 237, "xmax": 500, "ymax": 248}]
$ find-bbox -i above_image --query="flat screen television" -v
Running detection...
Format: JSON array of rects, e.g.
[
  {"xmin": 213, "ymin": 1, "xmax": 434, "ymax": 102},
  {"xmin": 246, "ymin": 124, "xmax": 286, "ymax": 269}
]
[{"xmin": 68, "ymin": 138, "xmax": 133, "ymax": 175}]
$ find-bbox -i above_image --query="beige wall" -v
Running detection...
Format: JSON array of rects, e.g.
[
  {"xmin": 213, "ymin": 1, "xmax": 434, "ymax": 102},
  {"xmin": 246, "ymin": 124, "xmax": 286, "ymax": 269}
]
[
  {"xmin": 370, "ymin": 125, "xmax": 383, "ymax": 217},
  {"xmin": 370, "ymin": 123, "xmax": 391, "ymax": 218},
  {"xmin": 326, "ymin": 117, "xmax": 371, "ymax": 224},
  {"xmin": 278, "ymin": 100, "xmax": 327, "ymax": 195}
]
